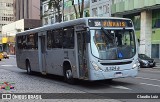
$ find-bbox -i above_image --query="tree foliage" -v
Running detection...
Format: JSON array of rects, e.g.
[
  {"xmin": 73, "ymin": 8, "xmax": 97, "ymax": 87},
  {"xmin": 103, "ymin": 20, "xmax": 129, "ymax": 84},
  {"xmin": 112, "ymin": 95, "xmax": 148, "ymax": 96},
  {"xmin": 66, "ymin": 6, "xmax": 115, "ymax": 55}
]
[{"xmin": 47, "ymin": 0, "xmax": 85, "ymax": 22}]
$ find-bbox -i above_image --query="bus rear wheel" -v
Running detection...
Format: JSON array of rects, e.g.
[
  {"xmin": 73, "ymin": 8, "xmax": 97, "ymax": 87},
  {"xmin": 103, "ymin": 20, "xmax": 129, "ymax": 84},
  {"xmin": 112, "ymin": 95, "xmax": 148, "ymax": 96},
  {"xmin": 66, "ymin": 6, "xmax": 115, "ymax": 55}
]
[
  {"xmin": 64, "ymin": 65, "xmax": 75, "ymax": 84},
  {"xmin": 26, "ymin": 61, "xmax": 32, "ymax": 75}
]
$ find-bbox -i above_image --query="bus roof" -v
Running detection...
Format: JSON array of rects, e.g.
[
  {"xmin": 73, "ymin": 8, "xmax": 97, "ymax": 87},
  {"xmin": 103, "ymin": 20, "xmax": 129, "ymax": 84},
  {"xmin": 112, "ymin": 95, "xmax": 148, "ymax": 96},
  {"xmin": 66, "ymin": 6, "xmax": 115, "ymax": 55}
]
[{"xmin": 16, "ymin": 17, "xmax": 132, "ymax": 36}]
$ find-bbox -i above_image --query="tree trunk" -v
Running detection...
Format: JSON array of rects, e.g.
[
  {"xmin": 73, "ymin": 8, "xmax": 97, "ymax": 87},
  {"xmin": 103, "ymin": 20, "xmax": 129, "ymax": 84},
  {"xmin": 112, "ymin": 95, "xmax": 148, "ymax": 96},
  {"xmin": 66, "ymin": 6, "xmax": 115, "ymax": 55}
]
[
  {"xmin": 72, "ymin": 0, "xmax": 84, "ymax": 19},
  {"xmin": 73, "ymin": 4, "xmax": 78, "ymax": 19},
  {"xmin": 80, "ymin": 0, "xmax": 84, "ymax": 18}
]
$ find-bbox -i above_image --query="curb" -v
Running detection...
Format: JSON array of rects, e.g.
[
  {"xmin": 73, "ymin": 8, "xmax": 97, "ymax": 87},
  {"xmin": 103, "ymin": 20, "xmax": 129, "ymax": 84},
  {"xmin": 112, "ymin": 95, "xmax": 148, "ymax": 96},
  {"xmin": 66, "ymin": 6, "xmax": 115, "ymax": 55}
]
[{"xmin": 152, "ymin": 66, "xmax": 160, "ymax": 69}]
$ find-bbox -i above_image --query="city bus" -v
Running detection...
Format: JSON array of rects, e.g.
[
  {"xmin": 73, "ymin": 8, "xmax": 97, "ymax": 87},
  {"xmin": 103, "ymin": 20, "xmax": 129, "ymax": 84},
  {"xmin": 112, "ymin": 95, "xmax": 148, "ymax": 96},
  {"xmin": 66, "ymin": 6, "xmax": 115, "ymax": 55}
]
[{"xmin": 16, "ymin": 17, "xmax": 139, "ymax": 83}]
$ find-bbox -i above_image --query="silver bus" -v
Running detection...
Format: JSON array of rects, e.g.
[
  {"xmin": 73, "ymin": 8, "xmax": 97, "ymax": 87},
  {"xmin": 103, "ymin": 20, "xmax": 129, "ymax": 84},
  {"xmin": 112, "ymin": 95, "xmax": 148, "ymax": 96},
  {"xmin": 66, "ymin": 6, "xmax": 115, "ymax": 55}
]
[{"xmin": 16, "ymin": 17, "xmax": 139, "ymax": 83}]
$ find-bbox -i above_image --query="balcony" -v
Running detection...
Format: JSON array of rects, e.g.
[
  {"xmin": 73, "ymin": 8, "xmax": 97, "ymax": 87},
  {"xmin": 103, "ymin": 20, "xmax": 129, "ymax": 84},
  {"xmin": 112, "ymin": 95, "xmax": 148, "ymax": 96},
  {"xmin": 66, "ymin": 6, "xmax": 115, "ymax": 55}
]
[{"xmin": 111, "ymin": 0, "xmax": 160, "ymax": 15}]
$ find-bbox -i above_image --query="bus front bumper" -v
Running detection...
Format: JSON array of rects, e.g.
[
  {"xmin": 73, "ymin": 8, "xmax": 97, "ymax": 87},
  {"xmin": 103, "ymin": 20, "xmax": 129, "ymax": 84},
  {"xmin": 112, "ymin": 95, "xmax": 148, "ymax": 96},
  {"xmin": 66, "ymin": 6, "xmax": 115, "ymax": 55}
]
[{"xmin": 89, "ymin": 68, "xmax": 138, "ymax": 81}]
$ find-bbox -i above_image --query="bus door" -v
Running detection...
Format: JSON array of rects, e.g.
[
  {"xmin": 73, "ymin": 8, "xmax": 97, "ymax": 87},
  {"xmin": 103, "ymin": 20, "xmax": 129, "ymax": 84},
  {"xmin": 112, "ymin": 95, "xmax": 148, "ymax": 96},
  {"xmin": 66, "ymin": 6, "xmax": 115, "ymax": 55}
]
[
  {"xmin": 76, "ymin": 31, "xmax": 88, "ymax": 79},
  {"xmin": 38, "ymin": 32, "xmax": 47, "ymax": 74}
]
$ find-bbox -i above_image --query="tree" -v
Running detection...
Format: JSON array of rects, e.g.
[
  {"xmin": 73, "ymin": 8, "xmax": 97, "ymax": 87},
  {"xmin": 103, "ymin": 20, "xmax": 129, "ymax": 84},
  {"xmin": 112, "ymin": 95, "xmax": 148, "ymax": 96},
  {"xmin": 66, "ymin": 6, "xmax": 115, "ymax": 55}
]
[
  {"xmin": 72, "ymin": 0, "xmax": 85, "ymax": 19},
  {"xmin": 48, "ymin": 0, "xmax": 62, "ymax": 22}
]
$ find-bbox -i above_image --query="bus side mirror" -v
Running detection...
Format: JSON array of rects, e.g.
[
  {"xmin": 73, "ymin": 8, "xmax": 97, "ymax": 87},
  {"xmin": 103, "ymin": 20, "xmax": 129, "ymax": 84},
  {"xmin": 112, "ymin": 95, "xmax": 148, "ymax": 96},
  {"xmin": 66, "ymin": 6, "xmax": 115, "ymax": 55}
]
[{"xmin": 86, "ymin": 31, "xmax": 90, "ymax": 43}]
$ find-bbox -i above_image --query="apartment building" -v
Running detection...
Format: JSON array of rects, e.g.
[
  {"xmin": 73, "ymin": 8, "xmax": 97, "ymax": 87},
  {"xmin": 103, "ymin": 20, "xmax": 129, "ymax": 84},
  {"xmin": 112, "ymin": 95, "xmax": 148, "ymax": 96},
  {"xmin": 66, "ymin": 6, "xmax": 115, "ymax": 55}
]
[
  {"xmin": 112, "ymin": 0, "xmax": 160, "ymax": 59},
  {"xmin": 0, "ymin": 0, "xmax": 14, "ymax": 42},
  {"xmin": 13, "ymin": 0, "xmax": 41, "ymax": 21},
  {"xmin": 90, "ymin": 0, "xmax": 112, "ymax": 17}
]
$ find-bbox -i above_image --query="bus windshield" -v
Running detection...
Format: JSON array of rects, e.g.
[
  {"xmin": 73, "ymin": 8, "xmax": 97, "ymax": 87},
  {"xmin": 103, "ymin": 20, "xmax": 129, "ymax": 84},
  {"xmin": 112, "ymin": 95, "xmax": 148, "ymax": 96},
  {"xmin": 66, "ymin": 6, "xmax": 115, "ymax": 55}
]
[{"xmin": 90, "ymin": 29, "xmax": 136, "ymax": 60}]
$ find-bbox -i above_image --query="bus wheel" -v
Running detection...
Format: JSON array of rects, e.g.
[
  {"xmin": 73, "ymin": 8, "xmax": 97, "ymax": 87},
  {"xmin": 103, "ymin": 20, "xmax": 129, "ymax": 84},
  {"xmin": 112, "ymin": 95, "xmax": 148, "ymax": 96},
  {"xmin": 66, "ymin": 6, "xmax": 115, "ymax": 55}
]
[
  {"xmin": 106, "ymin": 79, "xmax": 113, "ymax": 83},
  {"xmin": 64, "ymin": 65, "xmax": 74, "ymax": 84},
  {"xmin": 26, "ymin": 61, "xmax": 32, "ymax": 75}
]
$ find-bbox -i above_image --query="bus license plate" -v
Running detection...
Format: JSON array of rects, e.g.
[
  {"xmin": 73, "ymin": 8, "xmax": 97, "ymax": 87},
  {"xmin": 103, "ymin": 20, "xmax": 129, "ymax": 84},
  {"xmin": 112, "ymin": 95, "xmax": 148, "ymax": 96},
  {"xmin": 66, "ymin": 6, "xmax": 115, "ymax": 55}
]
[{"xmin": 114, "ymin": 72, "xmax": 123, "ymax": 77}]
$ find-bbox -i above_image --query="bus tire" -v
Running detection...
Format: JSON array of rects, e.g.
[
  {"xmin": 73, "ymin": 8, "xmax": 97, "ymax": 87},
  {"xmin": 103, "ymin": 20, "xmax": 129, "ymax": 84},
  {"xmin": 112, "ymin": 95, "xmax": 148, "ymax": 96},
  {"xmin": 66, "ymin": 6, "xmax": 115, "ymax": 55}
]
[
  {"xmin": 26, "ymin": 61, "xmax": 32, "ymax": 75},
  {"xmin": 64, "ymin": 64, "xmax": 75, "ymax": 84},
  {"xmin": 106, "ymin": 79, "xmax": 113, "ymax": 83}
]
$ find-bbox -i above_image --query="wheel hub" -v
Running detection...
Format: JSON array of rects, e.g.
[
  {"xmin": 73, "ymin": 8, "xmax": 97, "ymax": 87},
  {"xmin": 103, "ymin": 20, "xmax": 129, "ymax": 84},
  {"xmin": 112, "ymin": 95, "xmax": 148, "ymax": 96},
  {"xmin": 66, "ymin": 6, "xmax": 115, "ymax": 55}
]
[{"xmin": 66, "ymin": 70, "xmax": 72, "ymax": 79}]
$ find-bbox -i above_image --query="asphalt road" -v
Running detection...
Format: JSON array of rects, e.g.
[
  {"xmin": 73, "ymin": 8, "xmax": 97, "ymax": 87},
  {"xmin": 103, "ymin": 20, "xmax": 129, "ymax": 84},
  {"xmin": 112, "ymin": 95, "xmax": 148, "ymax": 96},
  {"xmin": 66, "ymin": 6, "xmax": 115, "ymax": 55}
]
[{"xmin": 0, "ymin": 56, "xmax": 160, "ymax": 102}]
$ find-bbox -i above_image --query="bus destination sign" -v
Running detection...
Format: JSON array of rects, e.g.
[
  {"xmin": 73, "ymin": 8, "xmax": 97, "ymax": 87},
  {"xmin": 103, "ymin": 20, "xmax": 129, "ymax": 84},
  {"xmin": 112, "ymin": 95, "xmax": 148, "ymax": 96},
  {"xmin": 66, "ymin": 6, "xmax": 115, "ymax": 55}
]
[{"xmin": 88, "ymin": 19, "xmax": 133, "ymax": 27}]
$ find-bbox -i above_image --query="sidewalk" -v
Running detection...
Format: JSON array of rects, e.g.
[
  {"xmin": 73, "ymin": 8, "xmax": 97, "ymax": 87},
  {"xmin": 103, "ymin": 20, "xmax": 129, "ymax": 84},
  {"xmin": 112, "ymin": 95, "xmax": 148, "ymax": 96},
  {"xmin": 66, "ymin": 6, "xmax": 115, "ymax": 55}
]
[{"xmin": 8, "ymin": 55, "xmax": 16, "ymax": 57}]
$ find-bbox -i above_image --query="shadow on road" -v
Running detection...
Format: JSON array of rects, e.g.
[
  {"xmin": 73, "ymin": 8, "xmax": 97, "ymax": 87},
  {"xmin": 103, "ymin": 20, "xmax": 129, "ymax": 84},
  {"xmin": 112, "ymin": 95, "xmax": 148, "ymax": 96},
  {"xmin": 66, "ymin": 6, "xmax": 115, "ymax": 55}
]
[{"xmin": 19, "ymin": 71, "xmax": 134, "ymax": 90}]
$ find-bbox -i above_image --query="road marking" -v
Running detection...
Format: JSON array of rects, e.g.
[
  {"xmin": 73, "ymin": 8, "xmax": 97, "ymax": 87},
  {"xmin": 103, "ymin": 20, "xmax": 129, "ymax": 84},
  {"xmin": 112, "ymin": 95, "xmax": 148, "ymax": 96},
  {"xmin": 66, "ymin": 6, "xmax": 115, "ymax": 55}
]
[
  {"xmin": 111, "ymin": 85, "xmax": 132, "ymax": 90},
  {"xmin": 1, "ymin": 65, "xmax": 16, "ymax": 67},
  {"xmin": 140, "ymin": 69, "xmax": 160, "ymax": 73},
  {"xmin": 136, "ymin": 77, "xmax": 160, "ymax": 82},
  {"xmin": 140, "ymin": 83, "xmax": 160, "ymax": 88}
]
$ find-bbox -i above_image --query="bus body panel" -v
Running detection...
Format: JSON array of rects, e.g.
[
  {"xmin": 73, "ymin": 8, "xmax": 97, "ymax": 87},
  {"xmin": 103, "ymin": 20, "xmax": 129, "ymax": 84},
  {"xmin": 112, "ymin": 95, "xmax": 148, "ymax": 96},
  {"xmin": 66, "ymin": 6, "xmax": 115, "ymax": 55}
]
[
  {"xmin": 45, "ymin": 49, "xmax": 77, "ymax": 77},
  {"xmin": 16, "ymin": 50, "xmax": 39, "ymax": 72}
]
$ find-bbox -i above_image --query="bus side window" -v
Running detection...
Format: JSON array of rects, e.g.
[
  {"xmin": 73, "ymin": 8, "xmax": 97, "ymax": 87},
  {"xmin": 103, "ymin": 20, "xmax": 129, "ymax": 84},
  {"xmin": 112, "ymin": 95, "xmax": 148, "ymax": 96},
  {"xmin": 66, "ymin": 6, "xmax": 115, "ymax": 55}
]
[
  {"xmin": 47, "ymin": 30, "xmax": 52, "ymax": 49},
  {"xmin": 17, "ymin": 36, "xmax": 23, "ymax": 49},
  {"xmin": 34, "ymin": 33, "xmax": 38, "ymax": 49},
  {"xmin": 63, "ymin": 27, "xmax": 74, "ymax": 49},
  {"xmin": 21, "ymin": 35, "xmax": 26, "ymax": 49},
  {"xmin": 53, "ymin": 30, "xmax": 63, "ymax": 48},
  {"xmin": 27, "ymin": 34, "xmax": 36, "ymax": 49}
]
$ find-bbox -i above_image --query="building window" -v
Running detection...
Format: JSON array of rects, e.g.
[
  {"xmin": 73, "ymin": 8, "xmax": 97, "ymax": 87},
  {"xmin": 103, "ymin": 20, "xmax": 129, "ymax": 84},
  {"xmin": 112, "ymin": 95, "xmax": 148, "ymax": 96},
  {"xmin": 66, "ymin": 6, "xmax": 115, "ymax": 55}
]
[
  {"xmin": 44, "ymin": 5, "xmax": 48, "ymax": 12},
  {"xmin": 6, "ymin": 3, "xmax": 13, "ymax": 7},
  {"xmin": 51, "ymin": 16, "xmax": 54, "ymax": 24},
  {"xmin": 64, "ymin": 15, "xmax": 68, "ymax": 21},
  {"xmin": 152, "ymin": 9, "xmax": 160, "ymax": 28},
  {"xmin": 50, "ymin": 7, "xmax": 55, "ymax": 12},
  {"xmin": 92, "ymin": 0, "xmax": 97, "ymax": 3},
  {"xmin": 99, "ymin": 6, "xmax": 102, "ymax": 16},
  {"xmin": 103, "ymin": 4, "xmax": 109, "ymax": 14},
  {"xmin": 44, "ymin": 18, "xmax": 48, "ymax": 25},
  {"xmin": 92, "ymin": 8, "xmax": 97, "ymax": 17},
  {"xmin": 55, "ymin": 14, "xmax": 62, "ymax": 22},
  {"xmin": 151, "ymin": 44, "xmax": 159, "ymax": 58}
]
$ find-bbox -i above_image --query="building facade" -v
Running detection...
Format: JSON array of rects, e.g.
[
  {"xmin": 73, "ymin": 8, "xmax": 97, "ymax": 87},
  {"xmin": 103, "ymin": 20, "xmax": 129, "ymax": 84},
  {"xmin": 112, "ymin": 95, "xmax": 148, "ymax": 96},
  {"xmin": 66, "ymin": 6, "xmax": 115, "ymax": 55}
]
[
  {"xmin": 42, "ymin": 0, "xmax": 63, "ymax": 26},
  {"xmin": 111, "ymin": 0, "xmax": 160, "ymax": 59},
  {"xmin": 64, "ymin": 0, "xmax": 90, "ymax": 21},
  {"xmin": 90, "ymin": 0, "xmax": 112, "ymax": 17},
  {"xmin": 2, "ymin": 19, "xmax": 41, "ymax": 54},
  {"xmin": 0, "ymin": 0, "xmax": 14, "ymax": 43},
  {"xmin": 1, "ymin": 0, "xmax": 41, "ymax": 54},
  {"xmin": 13, "ymin": 0, "xmax": 41, "ymax": 21},
  {"xmin": 42, "ymin": 0, "xmax": 90, "ymax": 26}
]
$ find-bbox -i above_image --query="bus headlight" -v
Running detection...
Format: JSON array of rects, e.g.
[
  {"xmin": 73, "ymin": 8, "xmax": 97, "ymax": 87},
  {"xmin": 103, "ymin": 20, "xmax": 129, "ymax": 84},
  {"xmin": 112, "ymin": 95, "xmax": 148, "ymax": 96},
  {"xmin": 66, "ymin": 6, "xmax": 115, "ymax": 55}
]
[
  {"xmin": 132, "ymin": 60, "xmax": 140, "ymax": 69},
  {"xmin": 91, "ymin": 61, "xmax": 103, "ymax": 71}
]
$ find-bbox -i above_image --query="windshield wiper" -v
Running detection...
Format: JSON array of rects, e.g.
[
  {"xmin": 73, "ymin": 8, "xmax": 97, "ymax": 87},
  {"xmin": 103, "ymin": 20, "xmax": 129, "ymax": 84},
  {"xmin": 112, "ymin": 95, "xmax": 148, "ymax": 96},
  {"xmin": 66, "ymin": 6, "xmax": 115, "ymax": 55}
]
[{"xmin": 101, "ymin": 27, "xmax": 114, "ymax": 42}]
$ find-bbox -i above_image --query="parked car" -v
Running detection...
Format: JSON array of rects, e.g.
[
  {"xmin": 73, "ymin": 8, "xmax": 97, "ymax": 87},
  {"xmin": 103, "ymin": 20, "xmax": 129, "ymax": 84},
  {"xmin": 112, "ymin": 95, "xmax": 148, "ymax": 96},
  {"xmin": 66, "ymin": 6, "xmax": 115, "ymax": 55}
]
[
  {"xmin": 2, "ymin": 52, "xmax": 9, "ymax": 59},
  {"xmin": 138, "ymin": 54, "xmax": 156, "ymax": 68}
]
